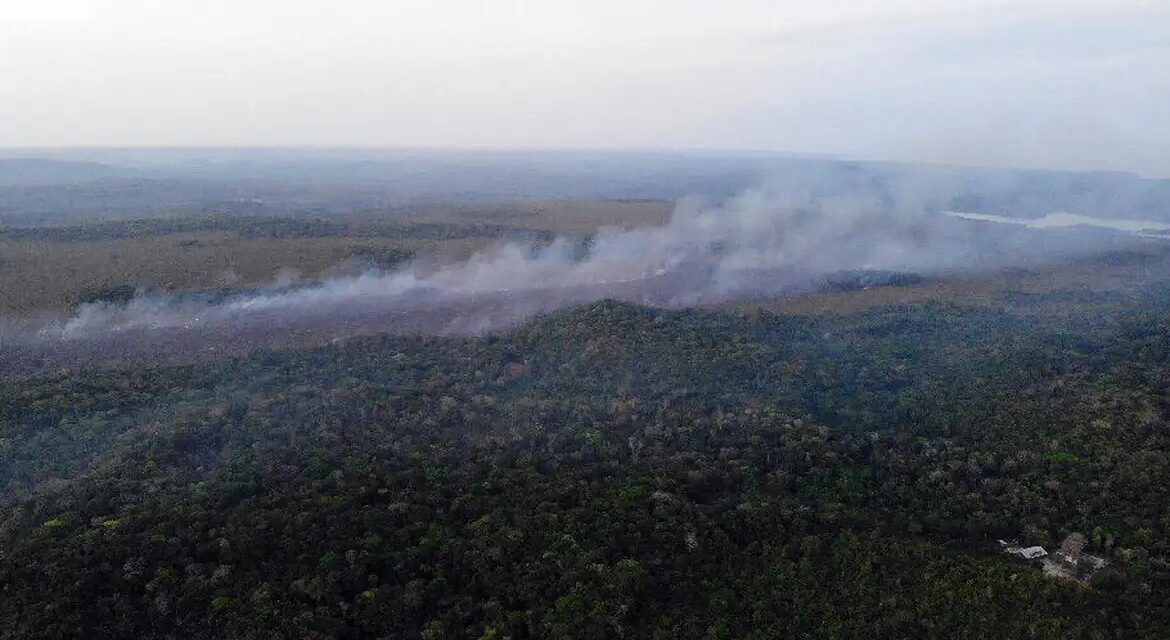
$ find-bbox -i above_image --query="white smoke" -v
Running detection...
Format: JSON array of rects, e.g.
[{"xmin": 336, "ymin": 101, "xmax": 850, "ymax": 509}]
[{"xmin": 11, "ymin": 183, "xmax": 1146, "ymax": 344}]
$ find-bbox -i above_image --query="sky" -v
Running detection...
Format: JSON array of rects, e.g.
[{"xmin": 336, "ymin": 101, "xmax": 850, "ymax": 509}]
[{"xmin": 1, "ymin": 0, "xmax": 1168, "ymax": 176}]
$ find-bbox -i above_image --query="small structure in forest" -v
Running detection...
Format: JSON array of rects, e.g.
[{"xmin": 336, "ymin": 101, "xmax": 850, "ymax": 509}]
[
  {"xmin": 999, "ymin": 539, "xmax": 1048, "ymax": 560},
  {"xmin": 1000, "ymin": 533, "xmax": 1110, "ymax": 583},
  {"xmin": 1015, "ymin": 546, "xmax": 1049, "ymax": 560}
]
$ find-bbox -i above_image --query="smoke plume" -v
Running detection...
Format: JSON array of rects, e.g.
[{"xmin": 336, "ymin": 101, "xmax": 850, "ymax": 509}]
[{"xmin": 3, "ymin": 181, "xmax": 1152, "ymax": 349}]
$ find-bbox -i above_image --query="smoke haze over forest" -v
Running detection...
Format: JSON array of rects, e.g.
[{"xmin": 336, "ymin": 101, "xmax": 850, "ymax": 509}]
[{"xmin": 6, "ymin": 174, "xmax": 1154, "ymax": 345}]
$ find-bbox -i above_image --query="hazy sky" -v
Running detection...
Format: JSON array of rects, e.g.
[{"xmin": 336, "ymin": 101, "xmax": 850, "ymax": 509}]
[{"xmin": 2, "ymin": 0, "xmax": 1167, "ymax": 176}]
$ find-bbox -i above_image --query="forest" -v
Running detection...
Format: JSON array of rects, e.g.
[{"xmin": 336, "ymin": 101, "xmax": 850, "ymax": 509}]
[{"xmin": 4, "ymin": 265, "xmax": 1170, "ymax": 638}]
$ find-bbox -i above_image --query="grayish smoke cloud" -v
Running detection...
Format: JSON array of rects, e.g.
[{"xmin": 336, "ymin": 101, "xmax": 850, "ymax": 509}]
[{"xmin": 2, "ymin": 182, "xmax": 1152, "ymax": 347}]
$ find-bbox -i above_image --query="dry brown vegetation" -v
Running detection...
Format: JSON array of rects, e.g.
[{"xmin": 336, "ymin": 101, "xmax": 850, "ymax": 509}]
[
  {"xmin": 0, "ymin": 199, "xmax": 675, "ymax": 316},
  {"xmin": 485, "ymin": 198, "xmax": 673, "ymax": 233},
  {"xmin": 0, "ymin": 234, "xmax": 443, "ymax": 315}
]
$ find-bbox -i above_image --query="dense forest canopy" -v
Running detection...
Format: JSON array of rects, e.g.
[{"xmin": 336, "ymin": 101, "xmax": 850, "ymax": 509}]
[{"xmin": 5, "ymin": 257, "xmax": 1170, "ymax": 637}]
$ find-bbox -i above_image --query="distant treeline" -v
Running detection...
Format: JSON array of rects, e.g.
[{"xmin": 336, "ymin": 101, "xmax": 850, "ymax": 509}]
[
  {"xmin": 3, "ymin": 151, "xmax": 1170, "ymax": 226},
  {"xmin": 0, "ymin": 215, "xmax": 555, "ymax": 244}
]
